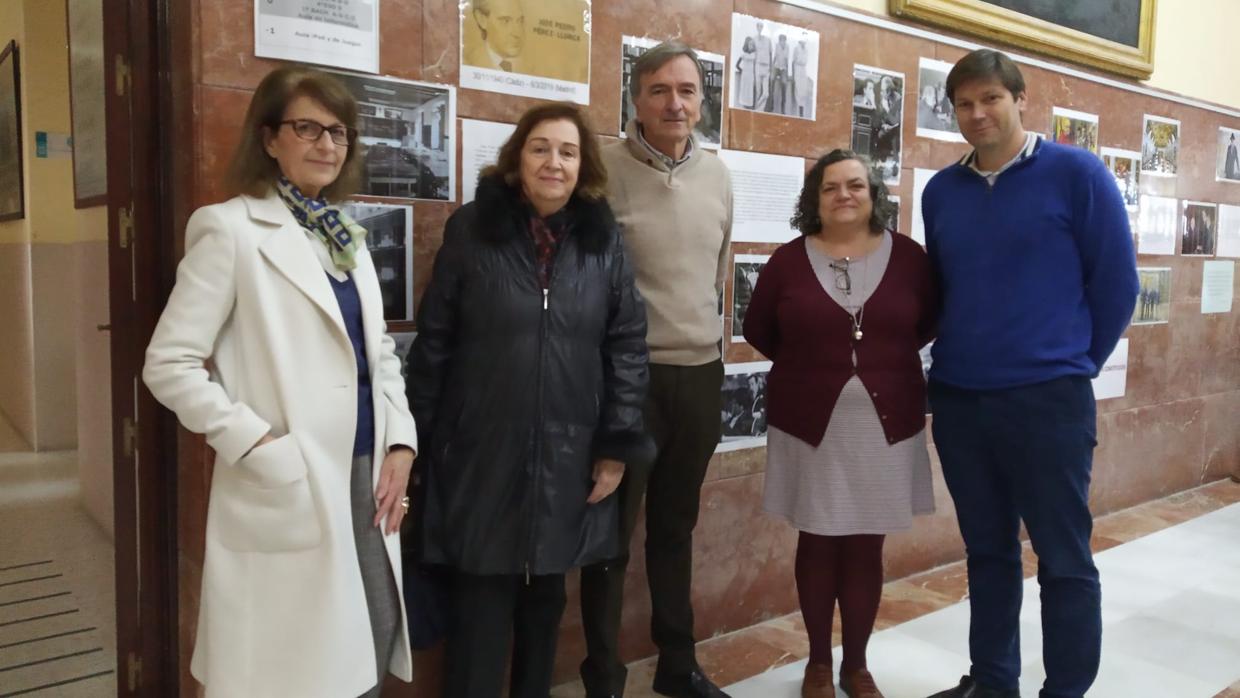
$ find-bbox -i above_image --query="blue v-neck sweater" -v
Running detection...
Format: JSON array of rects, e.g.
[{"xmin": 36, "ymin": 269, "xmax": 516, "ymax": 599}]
[{"xmin": 922, "ymin": 138, "xmax": 1139, "ymax": 390}]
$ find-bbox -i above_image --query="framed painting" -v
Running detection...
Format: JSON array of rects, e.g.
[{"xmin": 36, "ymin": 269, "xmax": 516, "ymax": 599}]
[
  {"xmin": 67, "ymin": 0, "xmax": 108, "ymax": 207},
  {"xmin": 0, "ymin": 40, "xmax": 23, "ymax": 222},
  {"xmin": 890, "ymin": 0, "xmax": 1157, "ymax": 80}
]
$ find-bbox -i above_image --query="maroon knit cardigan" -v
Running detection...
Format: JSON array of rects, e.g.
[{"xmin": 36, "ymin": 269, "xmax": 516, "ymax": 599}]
[{"xmin": 742, "ymin": 233, "xmax": 937, "ymax": 447}]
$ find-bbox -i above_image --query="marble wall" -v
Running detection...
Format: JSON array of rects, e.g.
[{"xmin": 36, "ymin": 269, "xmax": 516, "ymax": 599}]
[{"xmin": 175, "ymin": 0, "xmax": 1240, "ymax": 693}]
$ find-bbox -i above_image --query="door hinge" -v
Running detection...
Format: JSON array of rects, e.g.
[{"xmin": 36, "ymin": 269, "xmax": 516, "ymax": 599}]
[
  {"xmin": 126, "ymin": 651, "xmax": 142, "ymax": 691},
  {"xmin": 117, "ymin": 204, "xmax": 134, "ymax": 249},
  {"xmin": 114, "ymin": 54, "xmax": 131, "ymax": 97},
  {"xmin": 122, "ymin": 416, "xmax": 137, "ymax": 459}
]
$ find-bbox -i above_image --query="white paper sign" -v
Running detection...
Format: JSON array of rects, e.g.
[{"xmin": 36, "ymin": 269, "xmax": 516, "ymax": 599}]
[
  {"xmin": 255, "ymin": 0, "xmax": 379, "ymax": 74},
  {"xmin": 1137, "ymin": 195, "xmax": 1178, "ymax": 256},
  {"xmin": 1091, "ymin": 338, "xmax": 1128, "ymax": 401},
  {"xmin": 910, "ymin": 168, "xmax": 936, "ymax": 247},
  {"xmin": 461, "ymin": 119, "xmax": 517, "ymax": 204},
  {"xmin": 717, "ymin": 149, "xmax": 804, "ymax": 244},
  {"xmin": 1217, "ymin": 203, "xmax": 1240, "ymax": 258},
  {"xmin": 1201, "ymin": 260, "xmax": 1235, "ymax": 314}
]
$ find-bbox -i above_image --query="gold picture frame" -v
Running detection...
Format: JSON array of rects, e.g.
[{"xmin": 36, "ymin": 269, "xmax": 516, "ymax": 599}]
[{"xmin": 890, "ymin": 0, "xmax": 1156, "ymax": 80}]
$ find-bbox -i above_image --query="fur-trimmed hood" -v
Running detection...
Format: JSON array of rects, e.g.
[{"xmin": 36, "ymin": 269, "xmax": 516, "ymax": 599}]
[{"xmin": 472, "ymin": 174, "xmax": 618, "ymax": 254}]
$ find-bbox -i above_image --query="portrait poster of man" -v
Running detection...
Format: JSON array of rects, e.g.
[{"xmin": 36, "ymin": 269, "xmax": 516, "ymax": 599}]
[
  {"xmin": 1218, "ymin": 203, "xmax": 1240, "ymax": 258},
  {"xmin": 619, "ymin": 35, "xmax": 724, "ymax": 149},
  {"xmin": 331, "ymin": 71, "xmax": 456, "ymax": 202},
  {"xmin": 728, "ymin": 13, "xmax": 819, "ymax": 121},
  {"xmin": 717, "ymin": 361, "xmax": 771, "ymax": 453},
  {"xmin": 1142, "ymin": 114, "xmax": 1180, "ymax": 177},
  {"xmin": 915, "ymin": 57, "xmax": 962, "ymax": 142},
  {"xmin": 1181, "ymin": 201, "xmax": 1218, "ymax": 257},
  {"xmin": 1101, "ymin": 147, "xmax": 1140, "ymax": 211},
  {"xmin": 1051, "ymin": 106, "xmax": 1099, "ymax": 154},
  {"xmin": 1137, "ymin": 194, "xmax": 1177, "ymax": 256},
  {"xmin": 1132, "ymin": 267, "xmax": 1171, "ymax": 325},
  {"xmin": 851, "ymin": 64, "xmax": 904, "ymax": 185},
  {"xmin": 1216, "ymin": 126, "xmax": 1240, "ymax": 183},
  {"xmin": 459, "ymin": 0, "xmax": 591, "ymax": 105},
  {"xmin": 340, "ymin": 202, "xmax": 414, "ymax": 321},
  {"xmin": 731, "ymin": 254, "xmax": 769, "ymax": 343}
]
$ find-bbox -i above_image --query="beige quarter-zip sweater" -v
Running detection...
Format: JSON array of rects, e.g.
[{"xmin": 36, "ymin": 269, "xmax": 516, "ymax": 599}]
[{"xmin": 603, "ymin": 121, "xmax": 733, "ymax": 365}]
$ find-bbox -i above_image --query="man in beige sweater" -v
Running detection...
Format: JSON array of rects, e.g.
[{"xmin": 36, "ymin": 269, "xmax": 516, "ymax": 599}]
[{"xmin": 579, "ymin": 41, "xmax": 733, "ymax": 698}]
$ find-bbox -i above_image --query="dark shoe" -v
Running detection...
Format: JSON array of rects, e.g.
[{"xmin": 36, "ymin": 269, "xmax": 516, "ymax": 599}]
[
  {"xmin": 925, "ymin": 675, "xmax": 1020, "ymax": 698},
  {"xmin": 801, "ymin": 662, "xmax": 835, "ymax": 698},
  {"xmin": 839, "ymin": 668, "xmax": 884, "ymax": 698},
  {"xmin": 652, "ymin": 667, "xmax": 732, "ymax": 698}
]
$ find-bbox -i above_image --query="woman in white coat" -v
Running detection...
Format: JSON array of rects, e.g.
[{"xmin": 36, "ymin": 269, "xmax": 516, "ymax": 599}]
[{"xmin": 143, "ymin": 66, "xmax": 418, "ymax": 698}]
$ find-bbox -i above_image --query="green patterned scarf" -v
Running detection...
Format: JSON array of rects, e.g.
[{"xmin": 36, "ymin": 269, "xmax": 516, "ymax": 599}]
[{"xmin": 274, "ymin": 177, "xmax": 368, "ymax": 271}]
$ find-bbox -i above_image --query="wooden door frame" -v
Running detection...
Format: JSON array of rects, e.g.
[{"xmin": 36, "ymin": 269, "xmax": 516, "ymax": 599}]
[{"xmin": 105, "ymin": 0, "xmax": 190, "ymax": 693}]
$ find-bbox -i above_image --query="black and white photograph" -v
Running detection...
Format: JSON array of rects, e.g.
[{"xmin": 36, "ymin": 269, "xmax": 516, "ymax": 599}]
[
  {"xmin": 1181, "ymin": 201, "xmax": 1218, "ymax": 257},
  {"xmin": 1216, "ymin": 126, "xmax": 1240, "ymax": 183},
  {"xmin": 919, "ymin": 342, "xmax": 933, "ymax": 415},
  {"xmin": 915, "ymin": 57, "xmax": 962, "ymax": 142},
  {"xmin": 851, "ymin": 64, "xmax": 904, "ymax": 185},
  {"xmin": 0, "ymin": 41, "xmax": 22, "ymax": 222},
  {"xmin": 332, "ymin": 71, "xmax": 456, "ymax": 202},
  {"xmin": 728, "ymin": 13, "xmax": 818, "ymax": 121},
  {"xmin": 620, "ymin": 35, "xmax": 724, "ymax": 149},
  {"xmin": 1141, "ymin": 114, "xmax": 1179, "ymax": 177},
  {"xmin": 1137, "ymin": 195, "xmax": 1177, "ymax": 256},
  {"xmin": 717, "ymin": 361, "xmax": 771, "ymax": 453},
  {"xmin": 1101, "ymin": 147, "xmax": 1140, "ymax": 211},
  {"xmin": 390, "ymin": 332, "xmax": 417, "ymax": 375},
  {"xmin": 1132, "ymin": 267, "xmax": 1171, "ymax": 325},
  {"xmin": 341, "ymin": 201, "xmax": 414, "ymax": 321},
  {"xmin": 731, "ymin": 254, "xmax": 769, "ymax": 343},
  {"xmin": 887, "ymin": 194, "xmax": 900, "ymax": 233}
]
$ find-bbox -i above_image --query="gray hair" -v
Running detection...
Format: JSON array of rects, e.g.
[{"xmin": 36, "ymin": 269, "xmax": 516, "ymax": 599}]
[{"xmin": 628, "ymin": 40, "xmax": 705, "ymax": 101}]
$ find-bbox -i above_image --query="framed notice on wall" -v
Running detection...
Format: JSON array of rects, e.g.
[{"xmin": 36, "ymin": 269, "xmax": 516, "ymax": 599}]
[
  {"xmin": 0, "ymin": 40, "xmax": 22, "ymax": 222},
  {"xmin": 67, "ymin": 0, "xmax": 108, "ymax": 206},
  {"xmin": 890, "ymin": 0, "xmax": 1156, "ymax": 79}
]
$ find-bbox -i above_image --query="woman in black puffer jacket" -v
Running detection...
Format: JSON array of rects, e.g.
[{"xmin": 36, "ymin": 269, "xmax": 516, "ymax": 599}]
[{"xmin": 404, "ymin": 103, "xmax": 651, "ymax": 698}]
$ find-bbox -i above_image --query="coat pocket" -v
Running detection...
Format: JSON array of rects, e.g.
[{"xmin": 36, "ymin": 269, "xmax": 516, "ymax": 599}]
[{"xmin": 215, "ymin": 434, "xmax": 323, "ymax": 552}]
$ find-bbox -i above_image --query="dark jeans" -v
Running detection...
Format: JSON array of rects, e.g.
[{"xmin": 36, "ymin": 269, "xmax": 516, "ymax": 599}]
[
  {"xmin": 443, "ymin": 572, "xmax": 566, "ymax": 698},
  {"xmin": 579, "ymin": 360, "xmax": 724, "ymax": 694},
  {"xmin": 929, "ymin": 376, "xmax": 1102, "ymax": 698}
]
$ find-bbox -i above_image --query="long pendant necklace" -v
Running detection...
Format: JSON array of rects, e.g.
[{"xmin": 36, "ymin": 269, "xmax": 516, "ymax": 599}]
[
  {"xmin": 842, "ymin": 255, "xmax": 869, "ymax": 342},
  {"xmin": 851, "ymin": 307, "xmax": 865, "ymax": 341}
]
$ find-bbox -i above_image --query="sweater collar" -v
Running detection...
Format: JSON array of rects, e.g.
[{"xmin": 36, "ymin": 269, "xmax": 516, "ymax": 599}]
[
  {"xmin": 959, "ymin": 132, "xmax": 1040, "ymax": 178},
  {"xmin": 623, "ymin": 119, "xmax": 699, "ymax": 173}
]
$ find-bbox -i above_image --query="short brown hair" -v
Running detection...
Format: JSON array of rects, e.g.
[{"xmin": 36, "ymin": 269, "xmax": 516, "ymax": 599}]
[
  {"xmin": 226, "ymin": 66, "xmax": 362, "ymax": 202},
  {"xmin": 791, "ymin": 149, "xmax": 893, "ymax": 236},
  {"xmin": 945, "ymin": 49, "xmax": 1025, "ymax": 106},
  {"xmin": 629, "ymin": 40, "xmax": 704, "ymax": 101},
  {"xmin": 481, "ymin": 102, "xmax": 607, "ymax": 201}
]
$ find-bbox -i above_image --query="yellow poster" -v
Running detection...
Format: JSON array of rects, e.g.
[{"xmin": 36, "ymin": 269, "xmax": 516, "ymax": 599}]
[{"xmin": 460, "ymin": 0, "xmax": 591, "ymax": 104}]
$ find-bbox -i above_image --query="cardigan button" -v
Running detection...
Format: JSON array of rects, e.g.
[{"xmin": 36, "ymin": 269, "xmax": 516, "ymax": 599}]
[
  {"xmin": 880, "ymin": 415, "xmax": 888, "ymax": 420},
  {"xmin": 871, "ymin": 391, "xmax": 879, "ymax": 398}
]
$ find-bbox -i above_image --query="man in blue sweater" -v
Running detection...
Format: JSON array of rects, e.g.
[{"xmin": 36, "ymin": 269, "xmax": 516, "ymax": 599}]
[{"xmin": 921, "ymin": 50, "xmax": 1138, "ymax": 698}]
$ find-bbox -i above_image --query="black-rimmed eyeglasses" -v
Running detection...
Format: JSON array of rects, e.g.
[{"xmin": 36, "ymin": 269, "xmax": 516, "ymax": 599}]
[
  {"xmin": 277, "ymin": 119, "xmax": 356, "ymax": 146},
  {"xmin": 828, "ymin": 258, "xmax": 853, "ymax": 294}
]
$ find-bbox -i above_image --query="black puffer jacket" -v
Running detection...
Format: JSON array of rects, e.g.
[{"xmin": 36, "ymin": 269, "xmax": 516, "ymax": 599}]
[{"xmin": 406, "ymin": 176, "xmax": 652, "ymax": 576}]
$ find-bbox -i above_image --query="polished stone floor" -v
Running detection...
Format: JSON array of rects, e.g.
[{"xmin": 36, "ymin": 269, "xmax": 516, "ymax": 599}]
[{"xmin": 551, "ymin": 479, "xmax": 1240, "ymax": 698}]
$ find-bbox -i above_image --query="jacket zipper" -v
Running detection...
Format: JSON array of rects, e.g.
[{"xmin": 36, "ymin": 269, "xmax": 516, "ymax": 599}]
[{"xmin": 524, "ymin": 229, "xmax": 570, "ymax": 585}]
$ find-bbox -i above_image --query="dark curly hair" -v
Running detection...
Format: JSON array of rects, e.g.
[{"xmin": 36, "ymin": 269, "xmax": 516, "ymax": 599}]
[{"xmin": 790, "ymin": 149, "xmax": 894, "ymax": 237}]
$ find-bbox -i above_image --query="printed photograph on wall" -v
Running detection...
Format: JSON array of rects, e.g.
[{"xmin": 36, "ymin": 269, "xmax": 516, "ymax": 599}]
[
  {"xmin": 1217, "ymin": 203, "xmax": 1240, "ymax": 258},
  {"xmin": 1051, "ymin": 107, "xmax": 1099, "ymax": 153},
  {"xmin": 731, "ymin": 254, "xmax": 769, "ymax": 343},
  {"xmin": 851, "ymin": 64, "xmax": 904, "ymax": 185},
  {"xmin": 1141, "ymin": 114, "xmax": 1179, "ymax": 176},
  {"xmin": 333, "ymin": 72, "xmax": 456, "ymax": 202},
  {"xmin": 390, "ymin": 332, "xmax": 417, "ymax": 373},
  {"xmin": 919, "ymin": 341, "xmax": 933, "ymax": 415},
  {"xmin": 1137, "ymin": 195, "xmax": 1177, "ymax": 256},
  {"xmin": 1181, "ymin": 201, "xmax": 1217, "ymax": 257},
  {"xmin": 619, "ymin": 35, "xmax": 724, "ymax": 149},
  {"xmin": 717, "ymin": 361, "xmax": 771, "ymax": 453},
  {"xmin": 887, "ymin": 194, "xmax": 900, "ymax": 233},
  {"xmin": 915, "ymin": 57, "xmax": 961, "ymax": 142},
  {"xmin": 728, "ymin": 13, "xmax": 819, "ymax": 121},
  {"xmin": 1132, "ymin": 267, "xmax": 1171, "ymax": 325},
  {"xmin": 67, "ymin": 0, "xmax": 108, "ymax": 205},
  {"xmin": 0, "ymin": 41, "xmax": 22, "ymax": 222},
  {"xmin": 1216, "ymin": 126, "xmax": 1240, "ymax": 183},
  {"xmin": 1101, "ymin": 147, "xmax": 1140, "ymax": 211},
  {"xmin": 255, "ymin": 0, "xmax": 380, "ymax": 74},
  {"xmin": 340, "ymin": 202, "xmax": 414, "ymax": 321},
  {"xmin": 459, "ymin": 0, "xmax": 591, "ymax": 105}
]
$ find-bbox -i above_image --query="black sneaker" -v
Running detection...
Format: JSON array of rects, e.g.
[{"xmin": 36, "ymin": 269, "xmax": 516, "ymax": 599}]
[
  {"xmin": 925, "ymin": 675, "xmax": 1020, "ymax": 698},
  {"xmin": 652, "ymin": 667, "xmax": 732, "ymax": 698}
]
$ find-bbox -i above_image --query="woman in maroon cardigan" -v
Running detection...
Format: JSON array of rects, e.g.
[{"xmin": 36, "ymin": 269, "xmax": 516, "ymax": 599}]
[{"xmin": 744, "ymin": 149, "xmax": 936, "ymax": 698}]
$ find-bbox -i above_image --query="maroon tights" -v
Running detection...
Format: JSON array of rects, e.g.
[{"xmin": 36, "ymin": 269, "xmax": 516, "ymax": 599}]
[{"xmin": 794, "ymin": 531, "xmax": 886, "ymax": 673}]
